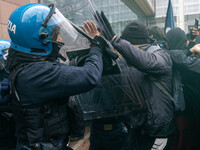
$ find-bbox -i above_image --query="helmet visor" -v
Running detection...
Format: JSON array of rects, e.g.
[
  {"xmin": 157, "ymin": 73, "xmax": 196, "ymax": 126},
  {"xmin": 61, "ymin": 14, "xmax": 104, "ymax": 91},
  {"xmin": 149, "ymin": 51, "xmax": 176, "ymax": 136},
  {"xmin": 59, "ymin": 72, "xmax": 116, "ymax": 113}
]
[{"xmin": 46, "ymin": 8, "xmax": 78, "ymax": 46}]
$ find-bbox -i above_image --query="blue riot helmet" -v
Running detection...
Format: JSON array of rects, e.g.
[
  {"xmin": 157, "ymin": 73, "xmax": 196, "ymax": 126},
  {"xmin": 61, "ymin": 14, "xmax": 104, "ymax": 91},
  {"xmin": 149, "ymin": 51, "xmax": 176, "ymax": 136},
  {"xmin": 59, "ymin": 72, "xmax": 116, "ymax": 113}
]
[
  {"xmin": 0, "ymin": 39, "xmax": 10, "ymax": 72},
  {"xmin": 8, "ymin": 3, "xmax": 78, "ymax": 56}
]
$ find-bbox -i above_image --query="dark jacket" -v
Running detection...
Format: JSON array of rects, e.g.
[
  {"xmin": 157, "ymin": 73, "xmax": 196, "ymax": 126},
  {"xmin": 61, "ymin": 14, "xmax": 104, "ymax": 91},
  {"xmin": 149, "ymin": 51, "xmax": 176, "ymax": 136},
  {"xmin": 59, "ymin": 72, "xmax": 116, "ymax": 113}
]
[
  {"xmin": 168, "ymin": 50, "xmax": 200, "ymax": 121},
  {"xmin": 164, "ymin": 28, "xmax": 187, "ymax": 112},
  {"xmin": 0, "ymin": 111, "xmax": 16, "ymax": 150},
  {"xmin": 9, "ymin": 46, "xmax": 103, "ymax": 147},
  {"xmin": 164, "ymin": 27, "xmax": 200, "ymax": 119},
  {"xmin": 112, "ymin": 36, "xmax": 175, "ymax": 137},
  {"xmin": 0, "ymin": 77, "xmax": 16, "ymax": 150},
  {"xmin": 15, "ymin": 46, "xmax": 103, "ymax": 106}
]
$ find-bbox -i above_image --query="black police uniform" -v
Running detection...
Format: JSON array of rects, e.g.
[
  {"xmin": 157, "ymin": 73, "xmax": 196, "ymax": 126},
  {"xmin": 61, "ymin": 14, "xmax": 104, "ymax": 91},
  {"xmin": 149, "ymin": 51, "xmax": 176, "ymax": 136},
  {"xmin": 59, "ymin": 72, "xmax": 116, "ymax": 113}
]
[
  {"xmin": 0, "ymin": 106, "xmax": 16, "ymax": 150},
  {"xmin": 0, "ymin": 73, "xmax": 16, "ymax": 150},
  {"xmin": 9, "ymin": 46, "xmax": 103, "ymax": 150}
]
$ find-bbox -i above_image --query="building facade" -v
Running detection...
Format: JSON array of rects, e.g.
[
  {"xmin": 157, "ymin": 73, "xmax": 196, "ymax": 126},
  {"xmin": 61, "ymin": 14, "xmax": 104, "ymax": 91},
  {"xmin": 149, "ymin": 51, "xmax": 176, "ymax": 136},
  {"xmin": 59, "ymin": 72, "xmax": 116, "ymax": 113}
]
[
  {"xmin": 0, "ymin": 0, "xmax": 156, "ymax": 39},
  {"xmin": 40, "ymin": 0, "xmax": 155, "ymax": 36},
  {"xmin": 0, "ymin": 0, "xmax": 38, "ymax": 40},
  {"xmin": 149, "ymin": 0, "xmax": 200, "ymax": 33}
]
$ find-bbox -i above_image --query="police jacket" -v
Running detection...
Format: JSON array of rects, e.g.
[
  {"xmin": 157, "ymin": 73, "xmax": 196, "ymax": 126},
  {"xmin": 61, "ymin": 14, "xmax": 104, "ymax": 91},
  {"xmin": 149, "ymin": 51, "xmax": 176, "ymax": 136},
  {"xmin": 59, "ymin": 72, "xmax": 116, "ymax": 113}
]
[
  {"xmin": 169, "ymin": 50, "xmax": 200, "ymax": 121},
  {"xmin": 0, "ymin": 107, "xmax": 16, "ymax": 150},
  {"xmin": 9, "ymin": 46, "xmax": 103, "ymax": 146},
  {"xmin": 112, "ymin": 36, "xmax": 175, "ymax": 137},
  {"xmin": 0, "ymin": 77, "xmax": 16, "ymax": 150}
]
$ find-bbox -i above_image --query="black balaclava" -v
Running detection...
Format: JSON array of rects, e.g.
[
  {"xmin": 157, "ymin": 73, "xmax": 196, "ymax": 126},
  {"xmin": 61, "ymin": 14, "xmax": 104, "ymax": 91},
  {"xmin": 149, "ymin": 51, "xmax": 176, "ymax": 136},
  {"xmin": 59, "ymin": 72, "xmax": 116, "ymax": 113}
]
[
  {"xmin": 164, "ymin": 27, "xmax": 187, "ymax": 50},
  {"xmin": 121, "ymin": 21, "xmax": 150, "ymax": 45}
]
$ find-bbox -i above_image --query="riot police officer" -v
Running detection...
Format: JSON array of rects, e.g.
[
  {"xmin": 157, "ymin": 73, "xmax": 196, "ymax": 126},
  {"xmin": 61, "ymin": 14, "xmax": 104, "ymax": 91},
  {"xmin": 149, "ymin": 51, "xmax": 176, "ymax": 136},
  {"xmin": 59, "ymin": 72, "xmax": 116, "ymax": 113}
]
[
  {"xmin": 6, "ymin": 3, "xmax": 103, "ymax": 150},
  {"xmin": 0, "ymin": 39, "xmax": 16, "ymax": 150}
]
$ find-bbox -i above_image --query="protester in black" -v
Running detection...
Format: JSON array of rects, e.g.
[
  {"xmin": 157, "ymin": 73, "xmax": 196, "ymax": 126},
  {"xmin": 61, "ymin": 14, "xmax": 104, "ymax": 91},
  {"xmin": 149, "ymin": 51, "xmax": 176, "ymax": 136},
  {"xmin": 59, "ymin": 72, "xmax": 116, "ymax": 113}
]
[
  {"xmin": 85, "ymin": 14, "xmax": 175, "ymax": 149},
  {"xmin": 165, "ymin": 28, "xmax": 200, "ymax": 150},
  {"xmin": 115, "ymin": 21, "xmax": 175, "ymax": 150},
  {"xmin": 81, "ymin": 21, "xmax": 146, "ymax": 150}
]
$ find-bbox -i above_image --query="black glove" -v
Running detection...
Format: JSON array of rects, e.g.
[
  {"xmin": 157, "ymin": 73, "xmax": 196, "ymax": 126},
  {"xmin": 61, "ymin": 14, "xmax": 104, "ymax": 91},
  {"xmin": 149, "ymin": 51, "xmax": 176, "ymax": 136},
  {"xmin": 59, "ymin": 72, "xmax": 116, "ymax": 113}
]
[
  {"xmin": 94, "ymin": 11, "xmax": 116, "ymax": 41},
  {"xmin": 94, "ymin": 36, "xmax": 108, "ymax": 50},
  {"xmin": 100, "ymin": 11, "xmax": 116, "ymax": 41},
  {"xmin": 94, "ymin": 36, "xmax": 119, "ymax": 60}
]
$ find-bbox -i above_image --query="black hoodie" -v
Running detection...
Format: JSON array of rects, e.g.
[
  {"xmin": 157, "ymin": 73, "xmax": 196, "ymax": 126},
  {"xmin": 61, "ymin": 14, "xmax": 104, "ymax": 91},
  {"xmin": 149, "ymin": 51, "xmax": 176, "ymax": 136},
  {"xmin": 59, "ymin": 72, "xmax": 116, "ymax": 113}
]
[
  {"xmin": 166, "ymin": 28, "xmax": 200, "ymax": 121},
  {"xmin": 164, "ymin": 27, "xmax": 187, "ymax": 50}
]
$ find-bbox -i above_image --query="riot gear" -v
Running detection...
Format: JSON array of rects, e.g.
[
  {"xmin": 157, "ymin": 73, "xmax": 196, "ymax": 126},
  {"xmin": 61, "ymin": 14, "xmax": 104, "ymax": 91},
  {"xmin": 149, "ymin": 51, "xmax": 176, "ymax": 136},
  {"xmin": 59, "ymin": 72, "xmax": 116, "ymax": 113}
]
[{"xmin": 8, "ymin": 3, "xmax": 78, "ymax": 56}]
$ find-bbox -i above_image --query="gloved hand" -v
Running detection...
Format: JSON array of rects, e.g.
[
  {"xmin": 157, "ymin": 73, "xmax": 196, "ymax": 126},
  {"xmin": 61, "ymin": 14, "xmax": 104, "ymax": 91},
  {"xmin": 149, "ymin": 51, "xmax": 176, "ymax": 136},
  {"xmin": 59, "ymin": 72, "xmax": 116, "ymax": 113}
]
[
  {"xmin": 0, "ymin": 78, "xmax": 11, "ymax": 104},
  {"xmin": 99, "ymin": 11, "xmax": 116, "ymax": 41}
]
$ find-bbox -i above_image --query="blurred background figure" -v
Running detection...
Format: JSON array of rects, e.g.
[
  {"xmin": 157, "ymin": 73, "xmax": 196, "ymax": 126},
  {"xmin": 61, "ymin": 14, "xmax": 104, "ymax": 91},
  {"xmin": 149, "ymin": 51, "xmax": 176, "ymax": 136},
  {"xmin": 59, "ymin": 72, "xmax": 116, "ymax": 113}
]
[
  {"xmin": 147, "ymin": 26, "xmax": 165, "ymax": 46},
  {"xmin": 0, "ymin": 39, "xmax": 16, "ymax": 150},
  {"xmin": 165, "ymin": 27, "xmax": 200, "ymax": 150}
]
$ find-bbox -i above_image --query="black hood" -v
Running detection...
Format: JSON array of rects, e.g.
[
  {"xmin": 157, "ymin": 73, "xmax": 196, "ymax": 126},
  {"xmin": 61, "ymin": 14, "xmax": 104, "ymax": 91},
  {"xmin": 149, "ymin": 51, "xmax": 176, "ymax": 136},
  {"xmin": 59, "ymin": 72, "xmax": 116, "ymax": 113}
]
[{"xmin": 164, "ymin": 27, "xmax": 187, "ymax": 50}]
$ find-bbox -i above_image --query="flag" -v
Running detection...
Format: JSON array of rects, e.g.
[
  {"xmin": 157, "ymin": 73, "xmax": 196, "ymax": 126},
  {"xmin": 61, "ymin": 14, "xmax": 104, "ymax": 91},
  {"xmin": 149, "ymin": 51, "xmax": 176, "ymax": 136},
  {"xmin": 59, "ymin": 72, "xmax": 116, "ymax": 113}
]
[{"xmin": 164, "ymin": 0, "xmax": 175, "ymax": 33}]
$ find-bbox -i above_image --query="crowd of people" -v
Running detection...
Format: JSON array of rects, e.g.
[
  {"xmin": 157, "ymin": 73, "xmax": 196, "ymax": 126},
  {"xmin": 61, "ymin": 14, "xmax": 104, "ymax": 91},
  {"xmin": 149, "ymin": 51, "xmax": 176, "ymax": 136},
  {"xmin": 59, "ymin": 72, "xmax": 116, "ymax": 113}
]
[{"xmin": 0, "ymin": 2, "xmax": 200, "ymax": 150}]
